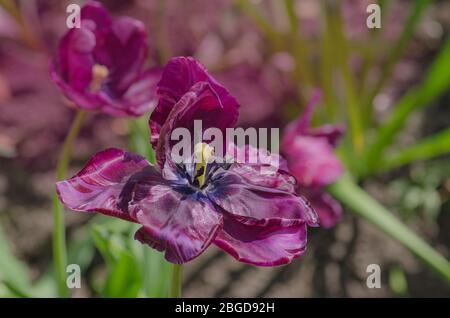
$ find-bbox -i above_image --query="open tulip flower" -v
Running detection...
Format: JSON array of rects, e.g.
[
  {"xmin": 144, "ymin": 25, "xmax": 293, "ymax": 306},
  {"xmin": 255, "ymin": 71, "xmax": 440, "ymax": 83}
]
[
  {"xmin": 282, "ymin": 92, "xmax": 346, "ymax": 228},
  {"xmin": 50, "ymin": 1, "xmax": 160, "ymax": 116},
  {"xmin": 57, "ymin": 57, "xmax": 319, "ymax": 265}
]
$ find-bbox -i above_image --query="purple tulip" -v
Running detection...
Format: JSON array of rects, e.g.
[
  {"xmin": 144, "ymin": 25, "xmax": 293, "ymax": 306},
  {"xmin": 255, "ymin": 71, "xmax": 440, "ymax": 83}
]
[
  {"xmin": 57, "ymin": 57, "xmax": 318, "ymax": 265},
  {"xmin": 282, "ymin": 91, "xmax": 345, "ymax": 228},
  {"xmin": 50, "ymin": 1, "xmax": 160, "ymax": 117}
]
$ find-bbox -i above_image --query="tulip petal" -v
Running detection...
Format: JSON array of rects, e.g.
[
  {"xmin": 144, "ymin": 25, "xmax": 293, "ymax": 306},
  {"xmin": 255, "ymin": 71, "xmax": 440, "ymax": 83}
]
[
  {"xmin": 304, "ymin": 190, "xmax": 343, "ymax": 229},
  {"xmin": 56, "ymin": 148, "xmax": 150, "ymax": 221},
  {"xmin": 285, "ymin": 136, "xmax": 343, "ymax": 188},
  {"xmin": 226, "ymin": 143, "xmax": 295, "ymax": 192},
  {"xmin": 150, "ymin": 56, "xmax": 239, "ymax": 148},
  {"xmin": 97, "ymin": 17, "xmax": 148, "ymax": 96},
  {"xmin": 282, "ymin": 90, "xmax": 345, "ymax": 148},
  {"xmin": 51, "ymin": 27, "xmax": 103, "ymax": 109},
  {"xmin": 207, "ymin": 171, "xmax": 318, "ymax": 227},
  {"xmin": 80, "ymin": 1, "xmax": 112, "ymax": 31},
  {"xmin": 282, "ymin": 90, "xmax": 321, "ymax": 144},
  {"xmin": 129, "ymin": 185, "xmax": 223, "ymax": 263},
  {"xmin": 101, "ymin": 67, "xmax": 162, "ymax": 117},
  {"xmin": 214, "ymin": 212, "xmax": 308, "ymax": 266},
  {"xmin": 308, "ymin": 124, "xmax": 346, "ymax": 147},
  {"xmin": 155, "ymin": 81, "xmax": 235, "ymax": 166}
]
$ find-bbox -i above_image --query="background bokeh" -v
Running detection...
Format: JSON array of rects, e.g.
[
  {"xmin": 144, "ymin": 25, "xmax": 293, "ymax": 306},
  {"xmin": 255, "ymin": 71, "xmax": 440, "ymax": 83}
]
[{"xmin": 0, "ymin": 0, "xmax": 449, "ymax": 297}]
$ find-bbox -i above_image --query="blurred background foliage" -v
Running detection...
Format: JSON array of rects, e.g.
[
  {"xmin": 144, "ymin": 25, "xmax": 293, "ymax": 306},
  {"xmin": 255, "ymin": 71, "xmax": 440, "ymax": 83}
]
[{"xmin": 0, "ymin": 0, "xmax": 449, "ymax": 297}]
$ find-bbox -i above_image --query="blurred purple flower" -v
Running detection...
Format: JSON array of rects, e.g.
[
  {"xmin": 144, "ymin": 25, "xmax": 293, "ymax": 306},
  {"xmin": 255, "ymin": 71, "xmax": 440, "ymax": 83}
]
[
  {"xmin": 50, "ymin": 1, "xmax": 160, "ymax": 117},
  {"xmin": 57, "ymin": 57, "xmax": 318, "ymax": 265},
  {"xmin": 282, "ymin": 91, "xmax": 345, "ymax": 228}
]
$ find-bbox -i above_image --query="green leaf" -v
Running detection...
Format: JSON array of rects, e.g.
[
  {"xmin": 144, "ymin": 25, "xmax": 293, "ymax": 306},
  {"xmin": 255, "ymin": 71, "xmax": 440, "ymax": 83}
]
[
  {"xmin": 102, "ymin": 249, "xmax": 141, "ymax": 298},
  {"xmin": 0, "ymin": 224, "xmax": 33, "ymax": 297},
  {"xmin": 141, "ymin": 248, "xmax": 170, "ymax": 298},
  {"xmin": 67, "ymin": 230, "xmax": 96, "ymax": 273},
  {"xmin": 91, "ymin": 224, "xmax": 116, "ymax": 267},
  {"xmin": 91, "ymin": 224, "xmax": 143, "ymax": 298},
  {"xmin": 129, "ymin": 117, "xmax": 156, "ymax": 163},
  {"xmin": 327, "ymin": 175, "xmax": 450, "ymax": 283},
  {"xmin": 364, "ymin": 38, "xmax": 450, "ymax": 174},
  {"xmin": 389, "ymin": 266, "xmax": 409, "ymax": 297},
  {"xmin": 380, "ymin": 127, "xmax": 450, "ymax": 172}
]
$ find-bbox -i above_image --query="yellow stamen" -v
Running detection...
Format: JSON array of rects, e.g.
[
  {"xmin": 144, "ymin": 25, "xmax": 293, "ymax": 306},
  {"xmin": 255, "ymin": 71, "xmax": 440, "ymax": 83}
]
[
  {"xmin": 90, "ymin": 64, "xmax": 109, "ymax": 92},
  {"xmin": 194, "ymin": 143, "xmax": 214, "ymax": 187}
]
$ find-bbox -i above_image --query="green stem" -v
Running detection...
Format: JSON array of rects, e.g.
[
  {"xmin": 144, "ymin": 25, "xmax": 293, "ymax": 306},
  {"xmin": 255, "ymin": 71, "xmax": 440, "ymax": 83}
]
[
  {"xmin": 53, "ymin": 110, "xmax": 87, "ymax": 297},
  {"xmin": 327, "ymin": 175, "xmax": 450, "ymax": 283},
  {"xmin": 142, "ymin": 248, "xmax": 153, "ymax": 297},
  {"xmin": 169, "ymin": 264, "xmax": 183, "ymax": 298},
  {"xmin": 324, "ymin": 1, "xmax": 364, "ymax": 153}
]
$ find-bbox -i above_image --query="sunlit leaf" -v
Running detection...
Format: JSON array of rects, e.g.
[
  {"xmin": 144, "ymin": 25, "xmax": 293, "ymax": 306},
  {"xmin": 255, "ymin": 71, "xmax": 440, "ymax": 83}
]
[
  {"xmin": 364, "ymin": 38, "xmax": 450, "ymax": 174},
  {"xmin": 380, "ymin": 128, "xmax": 450, "ymax": 172},
  {"xmin": 0, "ymin": 224, "xmax": 32, "ymax": 297}
]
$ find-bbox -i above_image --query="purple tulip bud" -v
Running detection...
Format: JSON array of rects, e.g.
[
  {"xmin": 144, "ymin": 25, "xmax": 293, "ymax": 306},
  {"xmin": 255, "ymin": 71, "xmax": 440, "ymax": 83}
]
[{"xmin": 282, "ymin": 91, "xmax": 345, "ymax": 228}]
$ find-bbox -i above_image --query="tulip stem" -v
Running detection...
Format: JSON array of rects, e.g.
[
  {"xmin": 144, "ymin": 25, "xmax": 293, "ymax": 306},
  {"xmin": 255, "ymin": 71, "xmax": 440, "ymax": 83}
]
[
  {"xmin": 52, "ymin": 109, "xmax": 87, "ymax": 297},
  {"xmin": 169, "ymin": 264, "xmax": 183, "ymax": 298},
  {"xmin": 327, "ymin": 174, "xmax": 450, "ymax": 283}
]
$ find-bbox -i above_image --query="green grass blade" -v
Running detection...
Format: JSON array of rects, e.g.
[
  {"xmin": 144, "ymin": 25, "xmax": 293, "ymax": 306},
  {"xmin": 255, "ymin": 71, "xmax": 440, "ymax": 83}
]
[
  {"xmin": 0, "ymin": 224, "xmax": 33, "ymax": 297},
  {"xmin": 364, "ymin": 38, "xmax": 450, "ymax": 174},
  {"xmin": 324, "ymin": 1, "xmax": 364, "ymax": 152},
  {"xmin": 327, "ymin": 175, "xmax": 450, "ymax": 283},
  {"xmin": 365, "ymin": 0, "xmax": 431, "ymax": 105},
  {"xmin": 379, "ymin": 127, "xmax": 450, "ymax": 172}
]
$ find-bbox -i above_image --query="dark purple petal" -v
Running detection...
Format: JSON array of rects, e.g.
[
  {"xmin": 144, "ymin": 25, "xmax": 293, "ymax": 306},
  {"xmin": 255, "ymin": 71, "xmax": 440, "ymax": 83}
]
[
  {"xmin": 97, "ymin": 17, "xmax": 148, "ymax": 96},
  {"xmin": 308, "ymin": 124, "xmax": 346, "ymax": 147},
  {"xmin": 155, "ymin": 81, "xmax": 236, "ymax": 166},
  {"xmin": 304, "ymin": 190, "xmax": 343, "ymax": 229},
  {"xmin": 80, "ymin": 1, "xmax": 112, "ymax": 31},
  {"xmin": 282, "ymin": 90, "xmax": 345, "ymax": 148},
  {"xmin": 150, "ymin": 56, "xmax": 239, "ymax": 148},
  {"xmin": 282, "ymin": 90, "xmax": 321, "ymax": 145},
  {"xmin": 100, "ymin": 67, "xmax": 162, "ymax": 117},
  {"xmin": 56, "ymin": 148, "xmax": 150, "ymax": 221},
  {"xmin": 50, "ymin": 26, "xmax": 102, "ymax": 109},
  {"xmin": 50, "ymin": 68, "xmax": 103, "ymax": 111},
  {"xmin": 134, "ymin": 227, "xmax": 165, "ymax": 252},
  {"xmin": 207, "ymin": 171, "xmax": 318, "ymax": 227},
  {"xmin": 129, "ymin": 186, "xmax": 223, "ymax": 263},
  {"xmin": 226, "ymin": 144, "xmax": 295, "ymax": 192},
  {"xmin": 283, "ymin": 136, "xmax": 343, "ymax": 188},
  {"xmin": 51, "ymin": 27, "xmax": 98, "ymax": 107},
  {"xmin": 214, "ymin": 212, "xmax": 308, "ymax": 266}
]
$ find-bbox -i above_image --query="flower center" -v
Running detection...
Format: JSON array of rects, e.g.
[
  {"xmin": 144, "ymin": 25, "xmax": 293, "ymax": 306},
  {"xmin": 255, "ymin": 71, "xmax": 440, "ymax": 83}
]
[
  {"xmin": 90, "ymin": 64, "xmax": 109, "ymax": 92},
  {"xmin": 193, "ymin": 142, "xmax": 214, "ymax": 187}
]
